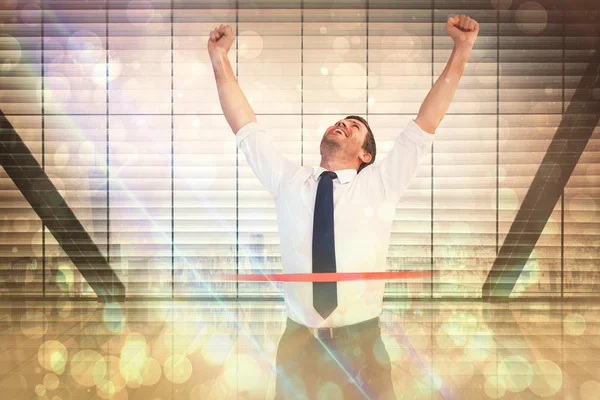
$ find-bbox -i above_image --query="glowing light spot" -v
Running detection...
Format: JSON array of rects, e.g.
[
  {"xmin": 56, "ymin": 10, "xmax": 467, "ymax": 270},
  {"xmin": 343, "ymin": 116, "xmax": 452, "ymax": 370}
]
[
  {"xmin": 333, "ymin": 37, "xmax": 349, "ymax": 55},
  {"xmin": 466, "ymin": 326, "xmax": 495, "ymax": 361},
  {"xmin": 21, "ymin": 3, "xmax": 42, "ymax": 25},
  {"xmin": 581, "ymin": 380, "xmax": 600, "ymax": 400},
  {"xmin": 563, "ymin": 313, "xmax": 586, "ymax": 336},
  {"xmin": 95, "ymin": 356, "xmax": 126, "ymax": 396},
  {"xmin": 120, "ymin": 333, "xmax": 148, "ymax": 385},
  {"xmin": 164, "ymin": 354, "xmax": 192, "ymax": 384},
  {"xmin": 140, "ymin": 358, "xmax": 162, "ymax": 386},
  {"xmin": 70, "ymin": 350, "xmax": 103, "ymax": 387},
  {"xmin": 500, "ymin": 355, "xmax": 533, "ymax": 392},
  {"xmin": 43, "ymin": 373, "xmax": 60, "ymax": 390},
  {"xmin": 529, "ymin": 359, "xmax": 562, "ymax": 397},
  {"xmin": 317, "ymin": 381, "xmax": 343, "ymax": 400},
  {"xmin": 0, "ymin": 35, "xmax": 22, "ymax": 72},
  {"xmin": 238, "ymin": 31, "xmax": 263, "ymax": 60},
  {"xmin": 568, "ymin": 194, "xmax": 596, "ymax": 223},
  {"xmin": 321, "ymin": 66, "xmax": 328, "ymax": 75},
  {"xmin": 35, "ymin": 384, "xmax": 46, "ymax": 396},
  {"xmin": 516, "ymin": 2, "xmax": 548, "ymax": 35},
  {"xmin": 202, "ymin": 335, "xmax": 232, "ymax": 365},
  {"xmin": 484, "ymin": 376, "xmax": 506, "ymax": 398},
  {"xmin": 54, "ymin": 144, "xmax": 70, "ymax": 167}
]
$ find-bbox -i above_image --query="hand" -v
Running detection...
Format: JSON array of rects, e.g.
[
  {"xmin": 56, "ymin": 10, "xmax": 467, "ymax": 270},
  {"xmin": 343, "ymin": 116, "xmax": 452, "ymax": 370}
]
[
  {"xmin": 208, "ymin": 24, "xmax": 235, "ymax": 59},
  {"xmin": 446, "ymin": 14, "xmax": 479, "ymax": 49}
]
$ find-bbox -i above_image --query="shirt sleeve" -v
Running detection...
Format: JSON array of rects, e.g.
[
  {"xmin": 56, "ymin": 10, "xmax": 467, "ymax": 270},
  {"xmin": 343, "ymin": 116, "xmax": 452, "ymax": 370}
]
[
  {"xmin": 370, "ymin": 118, "xmax": 434, "ymax": 203},
  {"xmin": 236, "ymin": 121, "xmax": 300, "ymax": 200}
]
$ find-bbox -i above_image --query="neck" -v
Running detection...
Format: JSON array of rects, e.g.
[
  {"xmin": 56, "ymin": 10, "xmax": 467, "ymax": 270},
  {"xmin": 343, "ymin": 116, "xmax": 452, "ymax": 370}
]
[{"xmin": 319, "ymin": 158, "xmax": 357, "ymax": 172}]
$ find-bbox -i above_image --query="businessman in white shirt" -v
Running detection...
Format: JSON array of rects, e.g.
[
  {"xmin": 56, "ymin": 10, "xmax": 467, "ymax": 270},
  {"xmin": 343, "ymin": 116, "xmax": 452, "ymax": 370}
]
[{"xmin": 208, "ymin": 14, "xmax": 479, "ymax": 400}]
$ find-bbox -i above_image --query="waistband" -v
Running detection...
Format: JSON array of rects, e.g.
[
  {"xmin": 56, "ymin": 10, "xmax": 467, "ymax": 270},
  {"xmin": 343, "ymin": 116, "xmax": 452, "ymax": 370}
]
[{"xmin": 286, "ymin": 316, "xmax": 380, "ymax": 340}]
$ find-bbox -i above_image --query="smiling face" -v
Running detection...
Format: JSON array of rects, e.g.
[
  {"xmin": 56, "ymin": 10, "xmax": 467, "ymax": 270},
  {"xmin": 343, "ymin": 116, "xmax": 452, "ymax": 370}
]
[{"xmin": 320, "ymin": 117, "xmax": 373, "ymax": 171}]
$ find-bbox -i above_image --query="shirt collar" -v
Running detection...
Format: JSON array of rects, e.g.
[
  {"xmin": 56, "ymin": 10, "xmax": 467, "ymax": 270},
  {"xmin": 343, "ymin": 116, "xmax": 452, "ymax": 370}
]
[{"xmin": 312, "ymin": 166, "xmax": 357, "ymax": 185}]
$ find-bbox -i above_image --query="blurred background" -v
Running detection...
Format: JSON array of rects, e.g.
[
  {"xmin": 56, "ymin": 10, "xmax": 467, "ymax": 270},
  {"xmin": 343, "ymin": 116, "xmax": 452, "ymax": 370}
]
[
  {"xmin": 1, "ymin": 0, "xmax": 598, "ymax": 300},
  {"xmin": 1, "ymin": 1, "xmax": 600, "ymax": 399}
]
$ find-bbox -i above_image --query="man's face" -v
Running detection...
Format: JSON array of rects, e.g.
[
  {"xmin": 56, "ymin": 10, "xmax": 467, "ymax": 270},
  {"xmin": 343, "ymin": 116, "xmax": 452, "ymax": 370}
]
[{"xmin": 320, "ymin": 118, "xmax": 369, "ymax": 163}]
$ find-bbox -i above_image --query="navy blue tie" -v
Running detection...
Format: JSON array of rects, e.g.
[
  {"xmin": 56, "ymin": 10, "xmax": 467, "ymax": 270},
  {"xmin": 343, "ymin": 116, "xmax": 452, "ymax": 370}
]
[{"xmin": 312, "ymin": 171, "xmax": 338, "ymax": 319}]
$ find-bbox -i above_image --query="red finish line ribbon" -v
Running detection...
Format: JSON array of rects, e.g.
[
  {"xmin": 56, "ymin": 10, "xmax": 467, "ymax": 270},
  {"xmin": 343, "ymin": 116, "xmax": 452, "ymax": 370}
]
[{"xmin": 216, "ymin": 271, "xmax": 432, "ymax": 282}]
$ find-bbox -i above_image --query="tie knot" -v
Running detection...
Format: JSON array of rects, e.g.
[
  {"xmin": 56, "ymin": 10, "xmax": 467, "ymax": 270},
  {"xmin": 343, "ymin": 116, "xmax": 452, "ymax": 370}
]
[{"xmin": 320, "ymin": 171, "xmax": 338, "ymax": 180}]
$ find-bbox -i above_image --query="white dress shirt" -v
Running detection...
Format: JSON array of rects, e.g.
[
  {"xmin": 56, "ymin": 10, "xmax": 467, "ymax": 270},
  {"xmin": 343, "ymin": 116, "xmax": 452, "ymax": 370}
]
[{"xmin": 236, "ymin": 118, "xmax": 434, "ymax": 328}]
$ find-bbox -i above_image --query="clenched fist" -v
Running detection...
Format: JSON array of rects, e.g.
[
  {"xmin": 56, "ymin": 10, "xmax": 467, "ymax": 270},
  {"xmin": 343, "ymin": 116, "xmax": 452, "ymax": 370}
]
[
  {"xmin": 446, "ymin": 14, "xmax": 479, "ymax": 49},
  {"xmin": 208, "ymin": 24, "xmax": 235, "ymax": 59}
]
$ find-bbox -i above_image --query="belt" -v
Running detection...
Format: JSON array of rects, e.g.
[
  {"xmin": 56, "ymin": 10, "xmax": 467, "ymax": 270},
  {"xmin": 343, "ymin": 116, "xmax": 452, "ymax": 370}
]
[{"xmin": 287, "ymin": 316, "xmax": 380, "ymax": 341}]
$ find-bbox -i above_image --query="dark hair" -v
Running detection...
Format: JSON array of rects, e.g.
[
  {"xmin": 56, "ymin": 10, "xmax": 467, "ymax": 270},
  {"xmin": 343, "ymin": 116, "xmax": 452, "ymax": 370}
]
[{"xmin": 345, "ymin": 115, "xmax": 376, "ymax": 173}]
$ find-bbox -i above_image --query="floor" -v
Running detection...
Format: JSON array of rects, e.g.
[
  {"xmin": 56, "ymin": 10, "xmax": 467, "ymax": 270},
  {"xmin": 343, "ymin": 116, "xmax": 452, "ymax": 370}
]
[{"xmin": 0, "ymin": 300, "xmax": 598, "ymax": 400}]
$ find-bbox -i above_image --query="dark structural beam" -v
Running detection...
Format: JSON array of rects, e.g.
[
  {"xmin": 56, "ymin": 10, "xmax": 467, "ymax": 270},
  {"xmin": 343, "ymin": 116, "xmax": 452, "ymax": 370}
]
[
  {"xmin": 483, "ymin": 41, "xmax": 600, "ymax": 301},
  {"xmin": 0, "ymin": 109, "xmax": 125, "ymax": 302}
]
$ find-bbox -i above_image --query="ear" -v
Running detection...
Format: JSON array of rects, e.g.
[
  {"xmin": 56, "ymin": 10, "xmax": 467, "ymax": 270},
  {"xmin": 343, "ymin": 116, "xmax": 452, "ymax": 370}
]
[{"xmin": 359, "ymin": 150, "xmax": 372, "ymax": 165}]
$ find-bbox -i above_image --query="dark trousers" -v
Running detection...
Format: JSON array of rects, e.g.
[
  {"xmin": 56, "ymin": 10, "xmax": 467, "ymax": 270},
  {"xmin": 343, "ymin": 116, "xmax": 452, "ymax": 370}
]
[{"xmin": 274, "ymin": 317, "xmax": 397, "ymax": 400}]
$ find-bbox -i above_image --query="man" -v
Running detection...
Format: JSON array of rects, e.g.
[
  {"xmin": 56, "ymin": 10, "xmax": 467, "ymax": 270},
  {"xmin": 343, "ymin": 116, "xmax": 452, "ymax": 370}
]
[{"xmin": 208, "ymin": 14, "xmax": 479, "ymax": 399}]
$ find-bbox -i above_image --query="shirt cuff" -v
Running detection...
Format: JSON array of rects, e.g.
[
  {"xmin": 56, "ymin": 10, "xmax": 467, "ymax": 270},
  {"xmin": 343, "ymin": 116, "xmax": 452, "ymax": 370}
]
[
  {"xmin": 235, "ymin": 121, "xmax": 263, "ymax": 147},
  {"xmin": 402, "ymin": 118, "xmax": 435, "ymax": 148}
]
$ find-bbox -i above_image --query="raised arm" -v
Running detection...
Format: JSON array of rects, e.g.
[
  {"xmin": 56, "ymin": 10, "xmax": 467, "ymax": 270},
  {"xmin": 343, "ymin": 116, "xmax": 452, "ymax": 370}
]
[
  {"xmin": 208, "ymin": 24, "xmax": 255, "ymax": 134},
  {"xmin": 366, "ymin": 15, "xmax": 479, "ymax": 203},
  {"xmin": 414, "ymin": 14, "xmax": 479, "ymax": 134},
  {"xmin": 207, "ymin": 24, "xmax": 300, "ymax": 200}
]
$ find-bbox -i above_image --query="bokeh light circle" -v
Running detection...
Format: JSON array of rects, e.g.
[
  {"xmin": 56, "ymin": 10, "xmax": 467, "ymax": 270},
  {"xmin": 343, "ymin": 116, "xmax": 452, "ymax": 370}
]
[
  {"xmin": 120, "ymin": 333, "xmax": 148, "ymax": 385},
  {"xmin": 222, "ymin": 353, "xmax": 263, "ymax": 391},
  {"xmin": 202, "ymin": 335, "xmax": 232, "ymax": 365},
  {"xmin": 21, "ymin": 3, "xmax": 42, "ymax": 25},
  {"xmin": 140, "ymin": 357, "xmax": 162, "ymax": 386},
  {"xmin": 35, "ymin": 384, "xmax": 46, "ymax": 396},
  {"xmin": 516, "ymin": 2, "xmax": 548, "ymax": 35},
  {"xmin": 529, "ymin": 359, "xmax": 562, "ymax": 397},
  {"xmin": 484, "ymin": 376, "xmax": 506, "ymax": 398},
  {"xmin": 317, "ymin": 381, "xmax": 343, "ymax": 400},
  {"xmin": 95, "ymin": 356, "xmax": 127, "ymax": 399},
  {"xmin": 581, "ymin": 380, "xmax": 600, "ymax": 400},
  {"xmin": 238, "ymin": 31, "xmax": 263, "ymax": 60},
  {"xmin": 568, "ymin": 194, "xmax": 596, "ymax": 223},
  {"xmin": 164, "ymin": 353, "xmax": 193, "ymax": 384},
  {"xmin": 563, "ymin": 313, "xmax": 586, "ymax": 336},
  {"xmin": 67, "ymin": 31, "xmax": 104, "ymax": 63},
  {"xmin": 38, "ymin": 340, "xmax": 68, "ymax": 374},
  {"xmin": 333, "ymin": 37, "xmax": 349, "ymax": 55},
  {"xmin": 500, "ymin": 355, "xmax": 533, "ymax": 392},
  {"xmin": 1, "ymin": 35, "xmax": 22, "ymax": 71},
  {"xmin": 43, "ymin": 373, "xmax": 60, "ymax": 390},
  {"xmin": 70, "ymin": 350, "xmax": 104, "ymax": 387}
]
